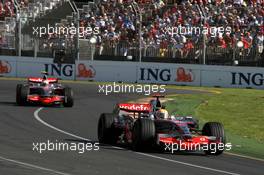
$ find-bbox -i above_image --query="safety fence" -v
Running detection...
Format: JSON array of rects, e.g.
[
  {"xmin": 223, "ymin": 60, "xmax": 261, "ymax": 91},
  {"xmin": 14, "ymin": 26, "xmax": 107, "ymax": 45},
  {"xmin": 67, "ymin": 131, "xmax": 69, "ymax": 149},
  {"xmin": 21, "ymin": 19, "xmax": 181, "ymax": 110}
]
[{"xmin": 94, "ymin": 41, "xmax": 263, "ymax": 64}]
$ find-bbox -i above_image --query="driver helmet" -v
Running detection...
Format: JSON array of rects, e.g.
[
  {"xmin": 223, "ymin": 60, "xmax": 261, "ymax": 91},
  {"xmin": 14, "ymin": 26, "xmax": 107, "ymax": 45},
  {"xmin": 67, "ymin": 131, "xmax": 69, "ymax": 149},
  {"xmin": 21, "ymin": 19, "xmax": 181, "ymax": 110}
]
[
  {"xmin": 156, "ymin": 109, "xmax": 169, "ymax": 119},
  {"xmin": 41, "ymin": 80, "xmax": 49, "ymax": 86}
]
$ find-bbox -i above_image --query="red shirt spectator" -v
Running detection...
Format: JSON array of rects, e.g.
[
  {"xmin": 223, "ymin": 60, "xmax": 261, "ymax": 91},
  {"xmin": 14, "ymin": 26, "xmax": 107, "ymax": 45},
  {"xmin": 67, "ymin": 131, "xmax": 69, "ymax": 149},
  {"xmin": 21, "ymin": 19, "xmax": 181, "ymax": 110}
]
[
  {"xmin": 184, "ymin": 40, "xmax": 194, "ymax": 50},
  {"xmin": 218, "ymin": 36, "xmax": 227, "ymax": 48},
  {"xmin": 160, "ymin": 40, "xmax": 168, "ymax": 49},
  {"xmin": 4, "ymin": 1, "xmax": 14, "ymax": 17},
  {"xmin": 224, "ymin": 34, "xmax": 233, "ymax": 47},
  {"xmin": 0, "ymin": 2, "xmax": 4, "ymax": 17},
  {"xmin": 242, "ymin": 33, "xmax": 253, "ymax": 49}
]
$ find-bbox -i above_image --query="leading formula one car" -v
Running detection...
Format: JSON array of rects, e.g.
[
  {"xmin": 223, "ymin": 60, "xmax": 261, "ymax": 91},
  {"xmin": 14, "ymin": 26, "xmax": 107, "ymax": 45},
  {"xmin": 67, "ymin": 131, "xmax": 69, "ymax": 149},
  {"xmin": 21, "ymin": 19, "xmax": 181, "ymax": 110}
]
[
  {"xmin": 16, "ymin": 73, "xmax": 74, "ymax": 107},
  {"xmin": 98, "ymin": 97, "xmax": 226, "ymax": 155}
]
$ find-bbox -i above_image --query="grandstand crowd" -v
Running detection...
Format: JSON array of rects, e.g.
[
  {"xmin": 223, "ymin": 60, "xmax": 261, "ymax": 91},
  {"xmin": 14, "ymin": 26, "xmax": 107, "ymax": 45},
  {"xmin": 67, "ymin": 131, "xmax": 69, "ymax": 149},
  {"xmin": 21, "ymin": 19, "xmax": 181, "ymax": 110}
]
[
  {"xmin": 0, "ymin": 0, "xmax": 263, "ymax": 64},
  {"xmin": 0, "ymin": 0, "xmax": 15, "ymax": 19},
  {"xmin": 0, "ymin": 0, "xmax": 30, "ymax": 19},
  {"xmin": 78, "ymin": 0, "xmax": 263, "ymax": 59},
  {"xmin": 0, "ymin": 0, "xmax": 63, "ymax": 50}
]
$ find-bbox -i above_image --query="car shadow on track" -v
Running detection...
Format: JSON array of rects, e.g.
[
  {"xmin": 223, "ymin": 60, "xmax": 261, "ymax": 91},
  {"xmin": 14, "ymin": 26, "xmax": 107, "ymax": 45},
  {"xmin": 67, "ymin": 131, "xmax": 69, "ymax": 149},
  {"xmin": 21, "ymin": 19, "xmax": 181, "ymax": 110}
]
[
  {"xmin": 64, "ymin": 139, "xmax": 98, "ymax": 145},
  {"xmin": 0, "ymin": 101, "xmax": 66, "ymax": 108},
  {"xmin": 64, "ymin": 139, "xmax": 208, "ymax": 156},
  {"xmin": 0, "ymin": 101, "xmax": 17, "ymax": 106},
  {"xmin": 64, "ymin": 139, "xmax": 130, "ymax": 151}
]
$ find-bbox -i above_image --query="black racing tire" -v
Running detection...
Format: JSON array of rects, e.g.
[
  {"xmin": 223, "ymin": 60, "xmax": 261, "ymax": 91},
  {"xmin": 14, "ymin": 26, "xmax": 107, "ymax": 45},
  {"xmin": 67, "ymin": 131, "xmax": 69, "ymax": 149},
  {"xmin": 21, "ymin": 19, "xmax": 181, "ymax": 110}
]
[
  {"xmin": 97, "ymin": 113, "xmax": 117, "ymax": 144},
  {"xmin": 132, "ymin": 118, "xmax": 156, "ymax": 151},
  {"xmin": 63, "ymin": 87, "xmax": 74, "ymax": 107},
  {"xmin": 16, "ymin": 84, "xmax": 22, "ymax": 105},
  {"xmin": 202, "ymin": 122, "xmax": 225, "ymax": 155},
  {"xmin": 16, "ymin": 84, "xmax": 28, "ymax": 106}
]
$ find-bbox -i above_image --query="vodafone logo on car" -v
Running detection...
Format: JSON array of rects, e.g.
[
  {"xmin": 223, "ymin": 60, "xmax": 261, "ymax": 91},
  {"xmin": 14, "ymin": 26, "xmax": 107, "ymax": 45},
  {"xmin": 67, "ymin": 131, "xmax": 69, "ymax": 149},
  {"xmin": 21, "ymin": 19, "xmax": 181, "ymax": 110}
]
[{"xmin": 119, "ymin": 103, "xmax": 150, "ymax": 111}]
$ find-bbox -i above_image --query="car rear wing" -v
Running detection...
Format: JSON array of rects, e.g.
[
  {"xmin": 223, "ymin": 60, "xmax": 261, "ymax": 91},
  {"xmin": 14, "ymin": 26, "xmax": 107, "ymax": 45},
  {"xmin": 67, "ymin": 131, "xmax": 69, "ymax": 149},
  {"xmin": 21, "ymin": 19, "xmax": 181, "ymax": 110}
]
[
  {"xmin": 152, "ymin": 93, "xmax": 165, "ymax": 98},
  {"xmin": 118, "ymin": 103, "xmax": 151, "ymax": 113},
  {"xmin": 28, "ymin": 77, "xmax": 58, "ymax": 83}
]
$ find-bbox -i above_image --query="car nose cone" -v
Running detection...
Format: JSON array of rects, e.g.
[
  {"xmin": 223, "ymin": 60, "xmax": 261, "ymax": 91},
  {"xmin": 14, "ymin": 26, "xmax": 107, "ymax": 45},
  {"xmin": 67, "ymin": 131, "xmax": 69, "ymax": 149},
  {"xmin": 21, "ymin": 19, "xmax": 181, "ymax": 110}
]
[{"xmin": 42, "ymin": 97, "xmax": 52, "ymax": 104}]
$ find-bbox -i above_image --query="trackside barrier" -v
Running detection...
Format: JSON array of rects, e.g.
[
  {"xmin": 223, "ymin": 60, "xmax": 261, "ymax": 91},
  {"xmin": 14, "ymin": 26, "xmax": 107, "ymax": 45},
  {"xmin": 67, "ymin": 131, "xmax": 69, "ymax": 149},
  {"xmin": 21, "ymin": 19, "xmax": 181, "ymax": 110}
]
[
  {"xmin": 1, "ymin": 56, "xmax": 264, "ymax": 89},
  {"xmin": 75, "ymin": 60, "xmax": 264, "ymax": 89},
  {"xmin": 0, "ymin": 56, "xmax": 16, "ymax": 77},
  {"xmin": 75, "ymin": 61, "xmax": 137, "ymax": 82},
  {"xmin": 0, "ymin": 56, "xmax": 75, "ymax": 80}
]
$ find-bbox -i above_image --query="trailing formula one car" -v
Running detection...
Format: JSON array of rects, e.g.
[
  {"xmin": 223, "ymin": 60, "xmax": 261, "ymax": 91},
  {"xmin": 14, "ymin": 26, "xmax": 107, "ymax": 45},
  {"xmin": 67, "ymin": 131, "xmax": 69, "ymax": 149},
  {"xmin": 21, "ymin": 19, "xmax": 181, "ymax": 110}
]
[
  {"xmin": 98, "ymin": 97, "xmax": 226, "ymax": 155},
  {"xmin": 16, "ymin": 73, "xmax": 74, "ymax": 107}
]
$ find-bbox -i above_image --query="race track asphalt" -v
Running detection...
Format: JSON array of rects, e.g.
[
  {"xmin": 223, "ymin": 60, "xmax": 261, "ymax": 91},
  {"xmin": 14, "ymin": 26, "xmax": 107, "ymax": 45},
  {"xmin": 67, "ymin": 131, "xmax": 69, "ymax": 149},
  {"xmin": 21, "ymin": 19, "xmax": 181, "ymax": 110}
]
[{"xmin": 0, "ymin": 79, "xmax": 263, "ymax": 175}]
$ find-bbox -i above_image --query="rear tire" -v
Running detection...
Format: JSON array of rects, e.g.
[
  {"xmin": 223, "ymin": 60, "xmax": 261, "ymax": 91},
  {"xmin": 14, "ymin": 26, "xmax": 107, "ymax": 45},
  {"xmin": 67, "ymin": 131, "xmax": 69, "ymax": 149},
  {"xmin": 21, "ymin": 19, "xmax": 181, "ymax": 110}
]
[
  {"xmin": 132, "ymin": 118, "xmax": 155, "ymax": 151},
  {"xmin": 16, "ymin": 84, "xmax": 22, "ymax": 105},
  {"xmin": 16, "ymin": 84, "xmax": 28, "ymax": 106},
  {"xmin": 63, "ymin": 87, "xmax": 74, "ymax": 107},
  {"xmin": 97, "ymin": 113, "xmax": 117, "ymax": 144},
  {"xmin": 202, "ymin": 122, "xmax": 225, "ymax": 155}
]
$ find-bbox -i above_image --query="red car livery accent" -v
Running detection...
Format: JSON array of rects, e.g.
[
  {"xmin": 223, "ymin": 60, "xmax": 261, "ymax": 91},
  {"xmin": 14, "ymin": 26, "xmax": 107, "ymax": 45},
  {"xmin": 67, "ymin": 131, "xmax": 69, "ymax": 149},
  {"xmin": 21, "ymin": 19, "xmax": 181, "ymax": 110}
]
[
  {"xmin": 28, "ymin": 77, "xmax": 58, "ymax": 83},
  {"xmin": 119, "ymin": 103, "xmax": 151, "ymax": 112}
]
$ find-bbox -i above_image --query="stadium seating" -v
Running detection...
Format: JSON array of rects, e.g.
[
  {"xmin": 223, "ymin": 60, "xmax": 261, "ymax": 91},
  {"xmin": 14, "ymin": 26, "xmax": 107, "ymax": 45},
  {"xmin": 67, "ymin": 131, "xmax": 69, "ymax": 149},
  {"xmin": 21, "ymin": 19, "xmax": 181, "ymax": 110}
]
[
  {"xmin": 75, "ymin": 0, "xmax": 263, "ymax": 66},
  {"xmin": 0, "ymin": 0, "xmax": 263, "ymax": 66},
  {"xmin": 0, "ymin": 0, "xmax": 66, "ymax": 54}
]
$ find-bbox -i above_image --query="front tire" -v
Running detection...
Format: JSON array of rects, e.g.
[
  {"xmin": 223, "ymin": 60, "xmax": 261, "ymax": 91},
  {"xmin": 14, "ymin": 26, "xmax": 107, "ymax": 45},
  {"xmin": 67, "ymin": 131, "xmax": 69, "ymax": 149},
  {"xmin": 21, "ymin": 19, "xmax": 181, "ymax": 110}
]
[
  {"xmin": 63, "ymin": 87, "xmax": 74, "ymax": 107},
  {"xmin": 16, "ymin": 84, "xmax": 28, "ymax": 106},
  {"xmin": 132, "ymin": 118, "xmax": 156, "ymax": 151},
  {"xmin": 16, "ymin": 84, "xmax": 22, "ymax": 105},
  {"xmin": 202, "ymin": 122, "xmax": 225, "ymax": 155},
  {"xmin": 97, "ymin": 113, "xmax": 117, "ymax": 144}
]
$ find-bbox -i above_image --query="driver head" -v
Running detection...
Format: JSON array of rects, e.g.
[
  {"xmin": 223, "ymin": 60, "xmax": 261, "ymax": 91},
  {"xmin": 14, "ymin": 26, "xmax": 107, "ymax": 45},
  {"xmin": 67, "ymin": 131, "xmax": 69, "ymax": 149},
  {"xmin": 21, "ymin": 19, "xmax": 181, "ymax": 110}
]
[{"xmin": 41, "ymin": 80, "xmax": 49, "ymax": 86}]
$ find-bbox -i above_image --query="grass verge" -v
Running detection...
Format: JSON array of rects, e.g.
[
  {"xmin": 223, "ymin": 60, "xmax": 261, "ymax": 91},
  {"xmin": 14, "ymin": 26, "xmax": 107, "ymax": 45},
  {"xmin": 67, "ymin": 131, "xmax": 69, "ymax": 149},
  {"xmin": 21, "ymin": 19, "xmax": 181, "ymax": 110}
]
[{"xmin": 165, "ymin": 88, "xmax": 264, "ymax": 160}]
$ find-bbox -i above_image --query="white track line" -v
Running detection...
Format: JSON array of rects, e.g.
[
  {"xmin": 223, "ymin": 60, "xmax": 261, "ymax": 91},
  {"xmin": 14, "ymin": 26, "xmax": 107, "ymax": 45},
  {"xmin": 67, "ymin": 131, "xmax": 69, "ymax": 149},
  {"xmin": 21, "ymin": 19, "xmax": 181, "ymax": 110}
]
[
  {"xmin": 135, "ymin": 152, "xmax": 240, "ymax": 175},
  {"xmin": 224, "ymin": 152, "xmax": 264, "ymax": 162},
  {"xmin": 34, "ymin": 107, "xmax": 90, "ymax": 142},
  {"xmin": 35, "ymin": 107, "xmax": 240, "ymax": 175},
  {"xmin": 0, "ymin": 155, "xmax": 71, "ymax": 175},
  {"xmin": 35, "ymin": 108, "xmax": 123, "ymax": 150}
]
